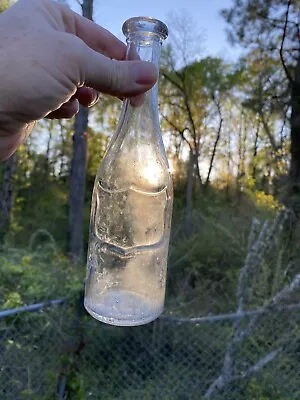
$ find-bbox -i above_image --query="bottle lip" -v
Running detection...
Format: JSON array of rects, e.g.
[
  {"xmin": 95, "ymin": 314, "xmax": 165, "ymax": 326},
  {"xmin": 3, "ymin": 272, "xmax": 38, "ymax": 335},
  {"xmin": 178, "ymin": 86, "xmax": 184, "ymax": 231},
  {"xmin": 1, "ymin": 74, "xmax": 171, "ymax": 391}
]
[{"xmin": 122, "ymin": 17, "xmax": 168, "ymax": 41}]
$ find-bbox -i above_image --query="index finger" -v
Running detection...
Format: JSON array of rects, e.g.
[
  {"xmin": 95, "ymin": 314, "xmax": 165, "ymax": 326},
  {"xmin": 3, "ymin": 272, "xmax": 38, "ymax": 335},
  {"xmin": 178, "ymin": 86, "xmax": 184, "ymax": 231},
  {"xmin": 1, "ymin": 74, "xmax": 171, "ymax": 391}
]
[{"xmin": 61, "ymin": 6, "xmax": 126, "ymax": 60}]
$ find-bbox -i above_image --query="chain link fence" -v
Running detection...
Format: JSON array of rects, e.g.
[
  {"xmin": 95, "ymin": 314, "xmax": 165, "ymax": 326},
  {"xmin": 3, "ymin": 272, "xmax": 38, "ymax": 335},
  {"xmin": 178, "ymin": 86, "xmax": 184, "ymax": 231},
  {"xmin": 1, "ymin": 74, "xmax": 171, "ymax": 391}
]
[{"xmin": 1, "ymin": 299, "xmax": 300, "ymax": 400}]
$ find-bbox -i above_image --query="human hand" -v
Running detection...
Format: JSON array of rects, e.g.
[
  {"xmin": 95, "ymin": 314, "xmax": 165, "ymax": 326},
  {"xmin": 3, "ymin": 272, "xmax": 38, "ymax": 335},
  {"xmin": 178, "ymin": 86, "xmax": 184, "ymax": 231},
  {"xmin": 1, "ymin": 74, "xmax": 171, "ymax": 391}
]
[{"xmin": 0, "ymin": 0, "xmax": 158, "ymax": 160}]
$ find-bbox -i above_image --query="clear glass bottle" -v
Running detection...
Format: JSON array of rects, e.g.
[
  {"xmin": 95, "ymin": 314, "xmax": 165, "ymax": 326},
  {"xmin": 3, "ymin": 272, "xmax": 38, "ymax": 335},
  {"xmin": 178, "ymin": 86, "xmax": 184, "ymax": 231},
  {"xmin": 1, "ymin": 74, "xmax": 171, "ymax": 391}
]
[{"xmin": 84, "ymin": 17, "xmax": 173, "ymax": 326}]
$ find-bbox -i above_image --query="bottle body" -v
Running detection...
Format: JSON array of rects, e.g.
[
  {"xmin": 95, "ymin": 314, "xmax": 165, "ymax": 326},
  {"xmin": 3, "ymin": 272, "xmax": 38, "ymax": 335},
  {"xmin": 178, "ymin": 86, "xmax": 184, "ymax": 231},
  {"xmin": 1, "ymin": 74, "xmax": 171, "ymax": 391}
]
[
  {"xmin": 85, "ymin": 182, "xmax": 172, "ymax": 326},
  {"xmin": 84, "ymin": 17, "xmax": 172, "ymax": 326},
  {"xmin": 84, "ymin": 113, "xmax": 173, "ymax": 326}
]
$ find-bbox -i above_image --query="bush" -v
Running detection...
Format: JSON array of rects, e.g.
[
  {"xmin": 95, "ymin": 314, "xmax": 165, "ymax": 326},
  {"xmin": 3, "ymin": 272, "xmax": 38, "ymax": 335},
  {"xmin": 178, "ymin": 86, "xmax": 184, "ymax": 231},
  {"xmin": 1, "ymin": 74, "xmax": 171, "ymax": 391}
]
[{"xmin": 0, "ymin": 243, "xmax": 83, "ymax": 309}]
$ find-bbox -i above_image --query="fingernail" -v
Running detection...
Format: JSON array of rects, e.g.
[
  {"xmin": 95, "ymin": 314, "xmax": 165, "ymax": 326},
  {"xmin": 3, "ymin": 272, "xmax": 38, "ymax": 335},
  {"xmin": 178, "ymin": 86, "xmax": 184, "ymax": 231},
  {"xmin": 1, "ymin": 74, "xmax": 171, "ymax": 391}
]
[
  {"xmin": 89, "ymin": 90, "xmax": 100, "ymax": 107},
  {"xmin": 131, "ymin": 62, "xmax": 158, "ymax": 85}
]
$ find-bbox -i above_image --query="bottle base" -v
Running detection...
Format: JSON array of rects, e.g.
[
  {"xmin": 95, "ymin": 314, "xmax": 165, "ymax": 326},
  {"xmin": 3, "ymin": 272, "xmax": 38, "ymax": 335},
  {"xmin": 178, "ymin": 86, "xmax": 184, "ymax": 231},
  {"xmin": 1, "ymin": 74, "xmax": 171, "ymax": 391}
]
[{"xmin": 84, "ymin": 289, "xmax": 163, "ymax": 327}]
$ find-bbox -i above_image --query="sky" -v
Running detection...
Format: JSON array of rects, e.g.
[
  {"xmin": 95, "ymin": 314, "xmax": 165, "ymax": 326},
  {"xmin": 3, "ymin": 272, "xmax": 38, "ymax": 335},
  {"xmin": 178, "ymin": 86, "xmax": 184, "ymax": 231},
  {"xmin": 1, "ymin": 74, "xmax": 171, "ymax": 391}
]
[{"xmin": 70, "ymin": 0, "xmax": 242, "ymax": 62}]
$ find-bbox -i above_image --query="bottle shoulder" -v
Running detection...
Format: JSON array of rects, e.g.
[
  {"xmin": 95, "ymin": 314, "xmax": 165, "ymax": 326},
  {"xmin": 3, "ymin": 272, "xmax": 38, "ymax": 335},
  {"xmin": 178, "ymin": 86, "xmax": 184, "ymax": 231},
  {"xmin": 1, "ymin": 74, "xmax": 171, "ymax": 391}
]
[{"xmin": 97, "ymin": 145, "xmax": 172, "ymax": 194}]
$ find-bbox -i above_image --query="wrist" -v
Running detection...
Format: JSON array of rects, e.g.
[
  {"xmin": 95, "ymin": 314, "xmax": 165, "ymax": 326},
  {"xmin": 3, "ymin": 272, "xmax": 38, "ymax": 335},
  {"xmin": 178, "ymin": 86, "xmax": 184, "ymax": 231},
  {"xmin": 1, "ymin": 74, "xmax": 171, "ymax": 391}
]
[{"xmin": 0, "ymin": 120, "xmax": 35, "ymax": 161}]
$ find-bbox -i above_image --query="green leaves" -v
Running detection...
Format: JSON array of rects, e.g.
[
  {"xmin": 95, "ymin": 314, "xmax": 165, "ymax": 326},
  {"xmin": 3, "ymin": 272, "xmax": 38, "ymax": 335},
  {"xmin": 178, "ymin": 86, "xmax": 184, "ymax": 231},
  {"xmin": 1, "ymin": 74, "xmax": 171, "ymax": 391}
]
[
  {"xmin": 0, "ymin": 0, "xmax": 11, "ymax": 13},
  {"xmin": 0, "ymin": 246, "xmax": 83, "ymax": 310},
  {"xmin": 185, "ymin": 57, "xmax": 244, "ymax": 99}
]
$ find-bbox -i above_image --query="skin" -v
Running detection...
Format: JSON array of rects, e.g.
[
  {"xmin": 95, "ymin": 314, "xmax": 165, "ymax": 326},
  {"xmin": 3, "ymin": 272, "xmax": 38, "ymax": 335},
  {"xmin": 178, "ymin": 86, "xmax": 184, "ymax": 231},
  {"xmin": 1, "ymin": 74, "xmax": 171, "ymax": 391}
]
[{"xmin": 0, "ymin": 0, "xmax": 158, "ymax": 161}]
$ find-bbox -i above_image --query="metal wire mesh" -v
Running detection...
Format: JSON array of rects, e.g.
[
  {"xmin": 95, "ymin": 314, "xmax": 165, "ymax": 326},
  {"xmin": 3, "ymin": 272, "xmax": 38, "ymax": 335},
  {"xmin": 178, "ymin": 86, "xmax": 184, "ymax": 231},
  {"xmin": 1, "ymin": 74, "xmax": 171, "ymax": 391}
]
[
  {"xmin": 0, "ymin": 306, "xmax": 66, "ymax": 399},
  {"xmin": 1, "ymin": 301, "xmax": 300, "ymax": 400}
]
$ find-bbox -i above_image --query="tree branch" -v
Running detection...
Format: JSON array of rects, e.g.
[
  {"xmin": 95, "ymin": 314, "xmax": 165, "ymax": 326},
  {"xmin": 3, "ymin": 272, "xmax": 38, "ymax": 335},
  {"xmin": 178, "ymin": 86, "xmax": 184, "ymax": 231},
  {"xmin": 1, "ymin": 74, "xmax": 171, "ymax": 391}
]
[
  {"xmin": 161, "ymin": 99, "xmax": 186, "ymax": 112},
  {"xmin": 220, "ymin": 217, "xmax": 268, "ymax": 383},
  {"xmin": 247, "ymin": 218, "xmax": 260, "ymax": 251},
  {"xmin": 241, "ymin": 273, "xmax": 300, "ymax": 341},
  {"xmin": 279, "ymin": 105, "xmax": 290, "ymax": 149},
  {"xmin": 251, "ymin": 120, "xmax": 260, "ymax": 180},
  {"xmin": 204, "ymin": 211, "xmax": 290, "ymax": 398},
  {"xmin": 161, "ymin": 72, "xmax": 184, "ymax": 94},
  {"xmin": 161, "ymin": 114, "xmax": 192, "ymax": 151},
  {"xmin": 258, "ymin": 110, "xmax": 279, "ymax": 152},
  {"xmin": 280, "ymin": 0, "xmax": 294, "ymax": 84},
  {"xmin": 239, "ymin": 348, "xmax": 282, "ymax": 379},
  {"xmin": 180, "ymin": 80, "xmax": 203, "ymax": 183},
  {"xmin": 205, "ymin": 102, "xmax": 223, "ymax": 186},
  {"xmin": 204, "ymin": 348, "xmax": 281, "ymax": 398}
]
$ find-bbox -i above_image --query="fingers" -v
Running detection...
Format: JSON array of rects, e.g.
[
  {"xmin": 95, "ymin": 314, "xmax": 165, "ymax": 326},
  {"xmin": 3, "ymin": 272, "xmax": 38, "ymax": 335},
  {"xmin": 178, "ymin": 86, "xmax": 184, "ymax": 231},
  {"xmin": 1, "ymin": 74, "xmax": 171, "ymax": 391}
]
[
  {"xmin": 61, "ymin": 6, "xmax": 127, "ymax": 60},
  {"xmin": 45, "ymin": 87, "xmax": 100, "ymax": 120},
  {"xmin": 126, "ymin": 43, "xmax": 148, "ymax": 106},
  {"xmin": 130, "ymin": 94, "xmax": 145, "ymax": 107},
  {"xmin": 60, "ymin": 5, "xmax": 156, "ymax": 100},
  {"xmin": 47, "ymin": 98, "xmax": 79, "ymax": 119},
  {"xmin": 73, "ymin": 87, "xmax": 99, "ymax": 107},
  {"xmin": 84, "ymin": 51, "xmax": 158, "ymax": 98}
]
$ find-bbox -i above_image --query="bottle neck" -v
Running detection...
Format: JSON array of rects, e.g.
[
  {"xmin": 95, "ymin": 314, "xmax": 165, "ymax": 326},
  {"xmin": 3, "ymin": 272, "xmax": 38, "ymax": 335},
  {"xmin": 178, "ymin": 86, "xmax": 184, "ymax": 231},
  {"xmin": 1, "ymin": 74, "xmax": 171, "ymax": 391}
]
[
  {"xmin": 104, "ymin": 34, "xmax": 168, "ymax": 173},
  {"xmin": 126, "ymin": 36, "xmax": 162, "ymax": 119},
  {"xmin": 127, "ymin": 35, "xmax": 162, "ymax": 65},
  {"xmin": 106, "ymin": 35, "xmax": 167, "ymax": 164}
]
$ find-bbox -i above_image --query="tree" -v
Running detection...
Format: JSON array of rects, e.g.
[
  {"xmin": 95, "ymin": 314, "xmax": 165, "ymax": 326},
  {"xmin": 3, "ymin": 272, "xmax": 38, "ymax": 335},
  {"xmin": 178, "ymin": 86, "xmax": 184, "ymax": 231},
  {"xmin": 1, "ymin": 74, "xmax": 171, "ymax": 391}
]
[
  {"xmin": 68, "ymin": 0, "xmax": 93, "ymax": 261},
  {"xmin": 222, "ymin": 0, "xmax": 300, "ymax": 212},
  {"xmin": 0, "ymin": 153, "xmax": 17, "ymax": 240},
  {"xmin": 238, "ymin": 49, "xmax": 290, "ymax": 191},
  {"xmin": 161, "ymin": 51, "xmax": 241, "ymax": 234}
]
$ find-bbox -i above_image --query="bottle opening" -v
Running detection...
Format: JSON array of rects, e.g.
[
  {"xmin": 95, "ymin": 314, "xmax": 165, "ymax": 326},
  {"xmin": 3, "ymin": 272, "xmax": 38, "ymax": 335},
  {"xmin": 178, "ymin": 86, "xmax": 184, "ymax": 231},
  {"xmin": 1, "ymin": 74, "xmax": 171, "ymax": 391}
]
[{"xmin": 122, "ymin": 17, "xmax": 168, "ymax": 42}]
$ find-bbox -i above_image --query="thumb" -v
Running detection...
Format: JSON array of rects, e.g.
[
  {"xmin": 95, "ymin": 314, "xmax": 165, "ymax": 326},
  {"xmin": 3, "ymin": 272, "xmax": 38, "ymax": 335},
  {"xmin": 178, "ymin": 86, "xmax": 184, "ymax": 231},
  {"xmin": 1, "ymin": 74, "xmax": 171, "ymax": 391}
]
[{"xmin": 84, "ymin": 50, "xmax": 158, "ymax": 98}]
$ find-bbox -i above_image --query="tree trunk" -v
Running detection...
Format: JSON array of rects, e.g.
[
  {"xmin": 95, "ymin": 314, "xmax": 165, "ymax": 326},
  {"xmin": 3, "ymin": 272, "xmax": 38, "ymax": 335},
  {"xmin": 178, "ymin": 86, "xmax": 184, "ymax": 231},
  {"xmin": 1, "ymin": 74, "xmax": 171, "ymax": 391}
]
[
  {"xmin": 194, "ymin": 149, "xmax": 202, "ymax": 186},
  {"xmin": 0, "ymin": 152, "xmax": 18, "ymax": 240},
  {"xmin": 184, "ymin": 150, "xmax": 194, "ymax": 237},
  {"xmin": 68, "ymin": 0, "xmax": 93, "ymax": 261},
  {"xmin": 68, "ymin": 106, "xmax": 88, "ymax": 261},
  {"xmin": 236, "ymin": 123, "xmax": 243, "ymax": 194},
  {"xmin": 45, "ymin": 122, "xmax": 53, "ymax": 180},
  {"xmin": 59, "ymin": 121, "xmax": 67, "ymax": 177},
  {"xmin": 81, "ymin": 0, "xmax": 93, "ymax": 19},
  {"xmin": 225, "ymin": 130, "xmax": 232, "ymax": 200},
  {"xmin": 289, "ymin": 56, "xmax": 300, "ymax": 190},
  {"xmin": 251, "ymin": 122, "xmax": 260, "ymax": 180},
  {"xmin": 205, "ymin": 104, "xmax": 223, "ymax": 187}
]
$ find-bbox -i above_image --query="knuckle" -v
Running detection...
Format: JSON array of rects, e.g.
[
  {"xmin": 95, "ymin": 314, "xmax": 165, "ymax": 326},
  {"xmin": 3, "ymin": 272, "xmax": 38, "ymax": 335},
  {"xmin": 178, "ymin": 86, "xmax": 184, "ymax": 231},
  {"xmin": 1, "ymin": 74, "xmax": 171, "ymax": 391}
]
[
  {"xmin": 56, "ymin": 33, "xmax": 86, "ymax": 84},
  {"xmin": 108, "ymin": 59, "xmax": 126, "ymax": 94}
]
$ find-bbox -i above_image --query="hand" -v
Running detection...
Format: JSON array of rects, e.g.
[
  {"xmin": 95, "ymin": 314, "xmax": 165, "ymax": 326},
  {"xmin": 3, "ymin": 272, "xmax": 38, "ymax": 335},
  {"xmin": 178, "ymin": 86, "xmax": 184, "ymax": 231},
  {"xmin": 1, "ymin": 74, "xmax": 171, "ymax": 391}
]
[{"xmin": 0, "ymin": 0, "xmax": 158, "ymax": 160}]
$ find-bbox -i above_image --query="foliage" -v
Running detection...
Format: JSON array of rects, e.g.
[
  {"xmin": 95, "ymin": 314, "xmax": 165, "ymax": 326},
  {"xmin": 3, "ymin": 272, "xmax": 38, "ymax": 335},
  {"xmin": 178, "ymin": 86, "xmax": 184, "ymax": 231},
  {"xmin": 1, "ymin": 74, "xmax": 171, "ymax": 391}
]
[
  {"xmin": 0, "ymin": 0, "xmax": 13, "ymax": 13},
  {"xmin": 0, "ymin": 245, "xmax": 83, "ymax": 309},
  {"xmin": 221, "ymin": 0, "xmax": 299, "ymax": 188}
]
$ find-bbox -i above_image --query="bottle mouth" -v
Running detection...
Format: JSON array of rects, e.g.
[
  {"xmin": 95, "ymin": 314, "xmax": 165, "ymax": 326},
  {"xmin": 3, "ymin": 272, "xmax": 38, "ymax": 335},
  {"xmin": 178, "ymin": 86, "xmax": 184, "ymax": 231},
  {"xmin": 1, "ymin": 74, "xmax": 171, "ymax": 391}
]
[{"xmin": 122, "ymin": 17, "xmax": 168, "ymax": 41}]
